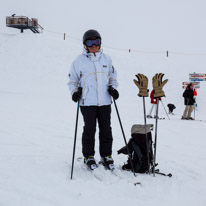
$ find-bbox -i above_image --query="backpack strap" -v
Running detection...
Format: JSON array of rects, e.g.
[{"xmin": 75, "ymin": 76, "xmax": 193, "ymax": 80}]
[{"xmin": 132, "ymin": 140, "xmax": 143, "ymax": 172}]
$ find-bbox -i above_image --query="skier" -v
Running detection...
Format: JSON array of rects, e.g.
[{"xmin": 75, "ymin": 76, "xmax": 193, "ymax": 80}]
[
  {"xmin": 147, "ymin": 90, "xmax": 161, "ymax": 118},
  {"xmin": 182, "ymin": 83, "xmax": 195, "ymax": 120},
  {"xmin": 193, "ymin": 88, "xmax": 197, "ymax": 109},
  {"xmin": 167, "ymin": 103, "xmax": 176, "ymax": 115},
  {"xmin": 68, "ymin": 29, "xmax": 119, "ymax": 170},
  {"xmin": 193, "ymin": 88, "xmax": 197, "ymax": 97}
]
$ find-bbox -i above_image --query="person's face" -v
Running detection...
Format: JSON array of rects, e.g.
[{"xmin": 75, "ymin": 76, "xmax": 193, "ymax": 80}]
[
  {"xmin": 85, "ymin": 37, "xmax": 101, "ymax": 53},
  {"xmin": 87, "ymin": 44, "xmax": 100, "ymax": 53}
]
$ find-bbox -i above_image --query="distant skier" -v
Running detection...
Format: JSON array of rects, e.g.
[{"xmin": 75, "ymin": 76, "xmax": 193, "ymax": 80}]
[
  {"xmin": 193, "ymin": 88, "xmax": 197, "ymax": 97},
  {"xmin": 193, "ymin": 88, "xmax": 197, "ymax": 109},
  {"xmin": 182, "ymin": 83, "xmax": 195, "ymax": 120},
  {"xmin": 68, "ymin": 29, "xmax": 119, "ymax": 170},
  {"xmin": 147, "ymin": 90, "xmax": 161, "ymax": 118},
  {"xmin": 167, "ymin": 103, "xmax": 176, "ymax": 115}
]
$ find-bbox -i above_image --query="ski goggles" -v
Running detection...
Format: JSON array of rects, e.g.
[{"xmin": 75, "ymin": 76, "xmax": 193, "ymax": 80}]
[{"xmin": 85, "ymin": 38, "xmax": 101, "ymax": 47}]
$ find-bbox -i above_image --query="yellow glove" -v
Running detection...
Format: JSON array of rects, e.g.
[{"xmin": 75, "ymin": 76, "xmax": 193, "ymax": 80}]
[
  {"xmin": 152, "ymin": 73, "xmax": 168, "ymax": 97},
  {"xmin": 133, "ymin": 73, "xmax": 149, "ymax": 97}
]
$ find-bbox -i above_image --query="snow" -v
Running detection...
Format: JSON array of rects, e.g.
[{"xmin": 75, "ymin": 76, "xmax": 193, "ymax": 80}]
[{"xmin": 1, "ymin": 1, "xmax": 206, "ymax": 206}]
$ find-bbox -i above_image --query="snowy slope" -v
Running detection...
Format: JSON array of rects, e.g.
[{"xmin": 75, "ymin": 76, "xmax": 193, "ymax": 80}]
[
  {"xmin": 1, "ymin": 0, "xmax": 206, "ymax": 205},
  {"xmin": 0, "ymin": 32, "xmax": 206, "ymax": 206}
]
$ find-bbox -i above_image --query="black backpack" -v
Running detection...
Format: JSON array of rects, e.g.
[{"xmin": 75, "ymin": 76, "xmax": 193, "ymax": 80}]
[{"xmin": 118, "ymin": 124, "xmax": 154, "ymax": 173}]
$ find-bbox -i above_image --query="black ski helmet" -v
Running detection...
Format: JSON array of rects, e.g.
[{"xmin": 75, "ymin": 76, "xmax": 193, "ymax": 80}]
[{"xmin": 83, "ymin": 29, "xmax": 101, "ymax": 44}]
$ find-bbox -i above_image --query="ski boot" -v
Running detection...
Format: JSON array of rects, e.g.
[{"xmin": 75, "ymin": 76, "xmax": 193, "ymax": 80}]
[
  {"xmin": 100, "ymin": 156, "xmax": 115, "ymax": 171},
  {"xmin": 84, "ymin": 156, "xmax": 97, "ymax": 170},
  {"xmin": 188, "ymin": 117, "xmax": 194, "ymax": 120}
]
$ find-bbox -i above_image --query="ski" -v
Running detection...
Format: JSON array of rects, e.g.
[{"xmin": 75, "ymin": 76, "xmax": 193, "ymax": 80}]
[
  {"xmin": 76, "ymin": 156, "xmax": 172, "ymax": 184},
  {"xmin": 176, "ymin": 118, "xmax": 206, "ymax": 122},
  {"xmin": 156, "ymin": 117, "xmax": 165, "ymax": 120},
  {"xmin": 147, "ymin": 116, "xmax": 165, "ymax": 120},
  {"xmin": 187, "ymin": 119, "xmax": 206, "ymax": 122},
  {"xmin": 77, "ymin": 157, "xmax": 141, "ymax": 184},
  {"xmin": 150, "ymin": 168, "xmax": 172, "ymax": 177},
  {"xmin": 76, "ymin": 157, "xmax": 103, "ymax": 181},
  {"xmin": 155, "ymin": 171, "xmax": 172, "ymax": 177}
]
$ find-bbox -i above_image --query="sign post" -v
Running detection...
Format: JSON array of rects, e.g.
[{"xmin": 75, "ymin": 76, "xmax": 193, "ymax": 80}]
[{"xmin": 189, "ymin": 72, "xmax": 206, "ymax": 82}]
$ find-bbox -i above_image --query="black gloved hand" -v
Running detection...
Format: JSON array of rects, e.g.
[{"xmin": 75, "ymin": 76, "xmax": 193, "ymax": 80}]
[
  {"xmin": 108, "ymin": 86, "xmax": 119, "ymax": 100},
  {"xmin": 72, "ymin": 87, "xmax": 82, "ymax": 102}
]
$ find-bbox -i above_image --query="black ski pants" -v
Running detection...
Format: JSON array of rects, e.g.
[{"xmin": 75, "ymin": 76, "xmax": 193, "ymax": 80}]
[{"xmin": 80, "ymin": 105, "xmax": 113, "ymax": 158}]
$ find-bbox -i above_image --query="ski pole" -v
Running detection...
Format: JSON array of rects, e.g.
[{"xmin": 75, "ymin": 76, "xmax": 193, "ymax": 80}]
[
  {"xmin": 71, "ymin": 88, "xmax": 82, "ymax": 180},
  {"xmin": 113, "ymin": 98, "xmax": 136, "ymax": 177},
  {"xmin": 160, "ymin": 100, "xmax": 170, "ymax": 120},
  {"xmin": 142, "ymin": 97, "xmax": 151, "ymax": 174},
  {"xmin": 194, "ymin": 101, "xmax": 196, "ymax": 120},
  {"xmin": 153, "ymin": 98, "xmax": 160, "ymax": 177},
  {"xmin": 194, "ymin": 106, "xmax": 195, "ymax": 120},
  {"xmin": 70, "ymin": 101, "xmax": 80, "ymax": 180}
]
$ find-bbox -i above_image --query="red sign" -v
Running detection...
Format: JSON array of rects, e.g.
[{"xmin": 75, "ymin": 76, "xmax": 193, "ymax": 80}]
[{"xmin": 182, "ymin": 81, "xmax": 200, "ymax": 89}]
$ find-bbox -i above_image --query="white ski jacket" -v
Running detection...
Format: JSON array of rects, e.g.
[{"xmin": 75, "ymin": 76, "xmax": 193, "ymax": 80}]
[{"xmin": 68, "ymin": 49, "xmax": 118, "ymax": 106}]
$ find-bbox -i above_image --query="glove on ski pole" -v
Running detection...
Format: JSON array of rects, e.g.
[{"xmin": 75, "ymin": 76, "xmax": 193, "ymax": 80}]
[
  {"xmin": 152, "ymin": 73, "xmax": 168, "ymax": 98},
  {"xmin": 133, "ymin": 73, "xmax": 149, "ymax": 97},
  {"xmin": 108, "ymin": 86, "xmax": 119, "ymax": 100},
  {"xmin": 72, "ymin": 87, "xmax": 83, "ymax": 102}
]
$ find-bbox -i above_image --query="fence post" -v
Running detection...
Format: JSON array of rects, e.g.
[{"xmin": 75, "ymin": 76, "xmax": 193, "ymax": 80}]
[
  {"xmin": 166, "ymin": 50, "xmax": 169, "ymax": 57},
  {"xmin": 64, "ymin": 33, "xmax": 66, "ymax": 40}
]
